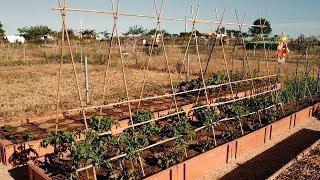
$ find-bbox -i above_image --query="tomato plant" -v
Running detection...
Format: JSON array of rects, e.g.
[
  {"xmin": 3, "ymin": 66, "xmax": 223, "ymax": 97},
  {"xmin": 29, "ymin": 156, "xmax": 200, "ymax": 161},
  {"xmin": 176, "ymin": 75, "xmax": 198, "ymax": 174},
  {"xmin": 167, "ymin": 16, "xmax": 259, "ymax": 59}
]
[
  {"xmin": 230, "ymin": 70, "xmax": 245, "ymax": 81},
  {"xmin": 156, "ymin": 151, "xmax": 184, "ymax": 168},
  {"xmin": 195, "ymin": 140, "xmax": 215, "ymax": 153},
  {"xmin": 72, "ymin": 131, "xmax": 111, "ymax": 169},
  {"xmin": 90, "ymin": 114, "xmax": 119, "ymax": 133},
  {"xmin": 1, "ymin": 124, "xmax": 14, "ymax": 132},
  {"xmin": 221, "ymin": 131, "xmax": 237, "ymax": 141},
  {"xmin": 40, "ymin": 130, "xmax": 75, "ymax": 157},
  {"xmin": 133, "ymin": 109, "xmax": 160, "ymax": 140},
  {"xmin": 193, "ymin": 104, "xmax": 221, "ymax": 127},
  {"xmin": 119, "ymin": 129, "xmax": 149, "ymax": 161},
  {"xmin": 177, "ymin": 78, "xmax": 201, "ymax": 95},
  {"xmin": 173, "ymin": 116, "xmax": 195, "ymax": 157},
  {"xmin": 206, "ymin": 71, "xmax": 226, "ymax": 86},
  {"xmin": 23, "ymin": 132, "xmax": 36, "ymax": 141}
]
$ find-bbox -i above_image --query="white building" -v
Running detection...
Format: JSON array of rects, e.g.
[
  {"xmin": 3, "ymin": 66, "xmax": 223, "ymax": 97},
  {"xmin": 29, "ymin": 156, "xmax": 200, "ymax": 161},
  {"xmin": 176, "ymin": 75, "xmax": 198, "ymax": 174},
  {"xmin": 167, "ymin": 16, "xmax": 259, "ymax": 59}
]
[
  {"xmin": 4, "ymin": 35, "xmax": 25, "ymax": 43},
  {"xmin": 41, "ymin": 35, "xmax": 55, "ymax": 41}
]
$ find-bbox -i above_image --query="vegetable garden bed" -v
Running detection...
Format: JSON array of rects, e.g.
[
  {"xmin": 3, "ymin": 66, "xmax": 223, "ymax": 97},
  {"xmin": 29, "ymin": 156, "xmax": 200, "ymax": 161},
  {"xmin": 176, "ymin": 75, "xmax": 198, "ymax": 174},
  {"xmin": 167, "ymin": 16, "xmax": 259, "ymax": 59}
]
[
  {"xmin": 26, "ymin": 88, "xmax": 320, "ymax": 180},
  {"xmin": 27, "ymin": 100, "xmax": 318, "ymax": 180},
  {"xmin": 0, "ymin": 75, "xmax": 277, "ymax": 169}
]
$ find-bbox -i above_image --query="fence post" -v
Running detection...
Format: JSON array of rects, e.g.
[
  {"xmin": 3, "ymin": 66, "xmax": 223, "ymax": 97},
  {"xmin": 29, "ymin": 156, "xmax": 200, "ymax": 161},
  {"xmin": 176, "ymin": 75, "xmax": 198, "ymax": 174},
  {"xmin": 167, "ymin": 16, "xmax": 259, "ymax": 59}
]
[
  {"xmin": 187, "ymin": 53, "xmax": 190, "ymax": 81},
  {"xmin": 84, "ymin": 56, "xmax": 90, "ymax": 105}
]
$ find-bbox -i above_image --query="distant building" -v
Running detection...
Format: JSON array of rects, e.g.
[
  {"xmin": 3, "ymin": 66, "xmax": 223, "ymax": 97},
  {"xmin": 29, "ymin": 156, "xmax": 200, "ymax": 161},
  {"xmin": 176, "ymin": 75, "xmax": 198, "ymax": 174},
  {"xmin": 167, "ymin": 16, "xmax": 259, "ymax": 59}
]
[
  {"xmin": 41, "ymin": 35, "xmax": 55, "ymax": 41},
  {"xmin": 201, "ymin": 31, "xmax": 229, "ymax": 44},
  {"xmin": 4, "ymin": 35, "xmax": 25, "ymax": 43}
]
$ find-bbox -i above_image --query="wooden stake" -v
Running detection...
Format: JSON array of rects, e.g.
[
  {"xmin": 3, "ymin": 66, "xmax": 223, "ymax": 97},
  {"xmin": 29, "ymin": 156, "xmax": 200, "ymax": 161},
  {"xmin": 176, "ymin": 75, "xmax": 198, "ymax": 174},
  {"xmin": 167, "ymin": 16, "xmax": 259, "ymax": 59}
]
[
  {"xmin": 138, "ymin": 156, "xmax": 145, "ymax": 176},
  {"xmin": 211, "ymin": 125, "xmax": 217, "ymax": 146}
]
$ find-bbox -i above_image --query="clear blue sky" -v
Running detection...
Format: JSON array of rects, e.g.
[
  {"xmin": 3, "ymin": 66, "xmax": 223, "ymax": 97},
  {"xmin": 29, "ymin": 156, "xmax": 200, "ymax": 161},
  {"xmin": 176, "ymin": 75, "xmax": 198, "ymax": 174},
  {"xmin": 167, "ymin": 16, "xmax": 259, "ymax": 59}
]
[{"xmin": 1, "ymin": 0, "xmax": 320, "ymax": 38}]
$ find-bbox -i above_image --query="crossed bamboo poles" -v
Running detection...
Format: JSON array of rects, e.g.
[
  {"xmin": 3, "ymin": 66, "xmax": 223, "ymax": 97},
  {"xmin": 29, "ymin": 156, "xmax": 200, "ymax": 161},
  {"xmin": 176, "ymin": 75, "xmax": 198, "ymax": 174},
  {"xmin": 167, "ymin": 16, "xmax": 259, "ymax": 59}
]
[{"xmin": 52, "ymin": 0, "xmax": 279, "ymax": 176}]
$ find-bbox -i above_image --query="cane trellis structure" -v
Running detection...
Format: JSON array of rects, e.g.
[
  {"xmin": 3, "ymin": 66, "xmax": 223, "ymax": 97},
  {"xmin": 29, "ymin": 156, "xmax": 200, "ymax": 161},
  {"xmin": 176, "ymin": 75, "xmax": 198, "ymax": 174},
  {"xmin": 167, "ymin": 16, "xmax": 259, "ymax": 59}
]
[{"xmin": 45, "ymin": 0, "xmax": 320, "ymax": 179}]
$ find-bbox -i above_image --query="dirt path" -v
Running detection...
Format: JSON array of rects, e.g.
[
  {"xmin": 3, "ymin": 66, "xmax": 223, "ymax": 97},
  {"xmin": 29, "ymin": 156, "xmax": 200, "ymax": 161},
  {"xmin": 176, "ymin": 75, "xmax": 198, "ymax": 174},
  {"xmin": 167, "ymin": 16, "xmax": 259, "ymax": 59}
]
[
  {"xmin": 275, "ymin": 142, "xmax": 320, "ymax": 180},
  {"xmin": 198, "ymin": 117, "xmax": 320, "ymax": 180},
  {"xmin": 0, "ymin": 163, "xmax": 14, "ymax": 180},
  {"xmin": 221, "ymin": 129, "xmax": 320, "ymax": 180}
]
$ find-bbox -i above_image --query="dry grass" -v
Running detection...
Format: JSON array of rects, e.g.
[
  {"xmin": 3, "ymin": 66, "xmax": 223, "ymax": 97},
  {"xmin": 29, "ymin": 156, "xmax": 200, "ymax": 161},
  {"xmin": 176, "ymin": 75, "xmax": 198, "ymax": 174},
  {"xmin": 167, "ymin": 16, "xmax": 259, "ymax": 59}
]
[
  {"xmin": 0, "ymin": 63, "xmax": 183, "ymax": 121},
  {"xmin": 0, "ymin": 42, "xmax": 319, "ymax": 121}
]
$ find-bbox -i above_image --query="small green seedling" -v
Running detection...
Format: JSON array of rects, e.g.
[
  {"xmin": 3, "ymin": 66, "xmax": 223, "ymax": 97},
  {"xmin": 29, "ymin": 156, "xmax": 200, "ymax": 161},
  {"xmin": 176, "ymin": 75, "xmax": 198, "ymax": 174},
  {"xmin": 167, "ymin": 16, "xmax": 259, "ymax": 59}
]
[{"xmin": 1, "ymin": 124, "xmax": 14, "ymax": 132}]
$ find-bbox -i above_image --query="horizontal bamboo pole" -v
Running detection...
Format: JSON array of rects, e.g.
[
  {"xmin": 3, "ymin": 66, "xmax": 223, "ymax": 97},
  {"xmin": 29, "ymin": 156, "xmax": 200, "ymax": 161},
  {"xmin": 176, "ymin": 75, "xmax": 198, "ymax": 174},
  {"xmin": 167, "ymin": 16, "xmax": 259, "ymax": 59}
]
[
  {"xmin": 67, "ymin": 74, "xmax": 277, "ymax": 113},
  {"xmin": 52, "ymin": 7, "xmax": 265, "ymax": 28},
  {"xmin": 194, "ymin": 103, "xmax": 281, "ymax": 132},
  {"xmin": 76, "ymin": 164, "xmax": 94, "ymax": 172}
]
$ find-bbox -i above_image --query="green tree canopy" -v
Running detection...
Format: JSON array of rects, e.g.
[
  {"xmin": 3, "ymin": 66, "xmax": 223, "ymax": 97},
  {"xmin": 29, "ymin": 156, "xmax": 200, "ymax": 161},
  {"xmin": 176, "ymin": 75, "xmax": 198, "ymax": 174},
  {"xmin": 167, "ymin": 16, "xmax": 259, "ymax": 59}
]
[
  {"xmin": 52, "ymin": 29, "xmax": 77, "ymax": 40},
  {"xmin": 101, "ymin": 30, "xmax": 110, "ymax": 39},
  {"xmin": 66, "ymin": 29, "xmax": 76, "ymax": 38},
  {"xmin": 81, "ymin": 29, "xmax": 96, "ymax": 39},
  {"xmin": 226, "ymin": 29, "xmax": 250, "ymax": 38},
  {"xmin": 18, "ymin": 25, "xmax": 53, "ymax": 41},
  {"xmin": 147, "ymin": 28, "xmax": 170, "ymax": 36},
  {"xmin": 226, "ymin": 29, "xmax": 240, "ymax": 37},
  {"xmin": 81, "ymin": 29, "xmax": 96, "ymax": 36},
  {"xmin": 249, "ymin": 18, "xmax": 272, "ymax": 36},
  {"xmin": 0, "ymin": 21, "xmax": 5, "ymax": 37},
  {"xmin": 179, "ymin": 30, "xmax": 202, "ymax": 37},
  {"xmin": 217, "ymin": 27, "xmax": 226, "ymax": 33},
  {"xmin": 123, "ymin": 25, "xmax": 146, "ymax": 36}
]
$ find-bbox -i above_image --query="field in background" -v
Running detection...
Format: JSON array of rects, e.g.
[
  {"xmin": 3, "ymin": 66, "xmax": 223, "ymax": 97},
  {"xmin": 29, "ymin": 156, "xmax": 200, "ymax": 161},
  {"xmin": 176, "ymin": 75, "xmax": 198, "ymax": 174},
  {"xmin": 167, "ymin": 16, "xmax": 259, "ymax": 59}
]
[{"xmin": 0, "ymin": 41, "xmax": 319, "ymax": 121}]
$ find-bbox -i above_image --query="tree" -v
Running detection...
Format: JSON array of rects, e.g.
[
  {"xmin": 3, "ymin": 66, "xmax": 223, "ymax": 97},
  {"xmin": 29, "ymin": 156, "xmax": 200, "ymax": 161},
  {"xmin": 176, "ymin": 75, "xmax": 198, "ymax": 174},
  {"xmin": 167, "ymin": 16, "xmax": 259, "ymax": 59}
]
[
  {"xmin": 179, "ymin": 30, "xmax": 202, "ymax": 37},
  {"xmin": 226, "ymin": 29, "xmax": 240, "ymax": 37},
  {"xmin": 123, "ymin": 25, "xmax": 146, "ymax": 36},
  {"xmin": 81, "ymin": 29, "xmax": 96, "ymax": 39},
  {"xmin": 66, "ymin": 29, "xmax": 76, "ymax": 38},
  {"xmin": 249, "ymin": 18, "xmax": 272, "ymax": 37},
  {"xmin": 0, "ymin": 21, "xmax": 5, "ymax": 37},
  {"xmin": 53, "ymin": 29, "xmax": 77, "ymax": 40},
  {"xmin": 291, "ymin": 34, "xmax": 320, "ymax": 52},
  {"xmin": 147, "ymin": 28, "xmax": 170, "ymax": 36},
  {"xmin": 226, "ymin": 29, "xmax": 250, "ymax": 38},
  {"xmin": 101, "ymin": 30, "xmax": 110, "ymax": 39},
  {"xmin": 217, "ymin": 27, "xmax": 226, "ymax": 34},
  {"xmin": 17, "ymin": 25, "xmax": 54, "ymax": 43}
]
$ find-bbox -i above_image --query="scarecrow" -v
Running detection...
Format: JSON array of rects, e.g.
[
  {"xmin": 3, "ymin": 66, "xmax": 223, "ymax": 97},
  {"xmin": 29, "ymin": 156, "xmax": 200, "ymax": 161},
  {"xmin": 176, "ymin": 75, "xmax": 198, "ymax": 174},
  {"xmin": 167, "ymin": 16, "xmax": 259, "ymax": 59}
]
[{"xmin": 277, "ymin": 33, "xmax": 290, "ymax": 63}]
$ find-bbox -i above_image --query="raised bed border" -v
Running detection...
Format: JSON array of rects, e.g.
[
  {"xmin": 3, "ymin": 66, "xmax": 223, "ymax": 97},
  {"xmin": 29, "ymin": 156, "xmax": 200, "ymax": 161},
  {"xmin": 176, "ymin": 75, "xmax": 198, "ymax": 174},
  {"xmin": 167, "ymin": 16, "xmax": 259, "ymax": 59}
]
[
  {"xmin": 28, "ymin": 161, "xmax": 51, "ymax": 180},
  {"xmin": 27, "ymin": 103, "xmax": 319, "ymax": 180}
]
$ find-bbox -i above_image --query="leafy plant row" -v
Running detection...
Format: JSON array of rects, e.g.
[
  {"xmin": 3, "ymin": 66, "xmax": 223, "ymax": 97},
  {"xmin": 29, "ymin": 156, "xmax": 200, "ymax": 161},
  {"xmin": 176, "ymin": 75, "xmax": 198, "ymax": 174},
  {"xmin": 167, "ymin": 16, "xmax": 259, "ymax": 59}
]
[
  {"xmin": 38, "ymin": 92, "xmax": 278, "ymax": 179},
  {"xmin": 34, "ymin": 75, "xmax": 319, "ymax": 179},
  {"xmin": 176, "ymin": 70, "xmax": 260, "ymax": 96}
]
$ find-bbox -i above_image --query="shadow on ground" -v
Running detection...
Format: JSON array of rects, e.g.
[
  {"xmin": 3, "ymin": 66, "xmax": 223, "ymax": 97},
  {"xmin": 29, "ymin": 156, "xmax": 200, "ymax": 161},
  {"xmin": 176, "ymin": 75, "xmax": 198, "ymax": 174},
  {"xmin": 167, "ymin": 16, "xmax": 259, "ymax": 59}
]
[
  {"xmin": 8, "ymin": 166, "xmax": 28, "ymax": 180},
  {"xmin": 221, "ymin": 128, "xmax": 320, "ymax": 180}
]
